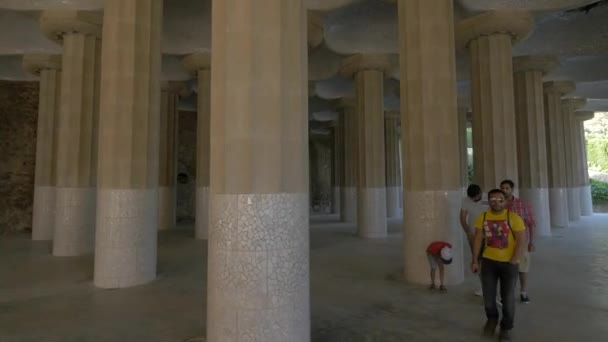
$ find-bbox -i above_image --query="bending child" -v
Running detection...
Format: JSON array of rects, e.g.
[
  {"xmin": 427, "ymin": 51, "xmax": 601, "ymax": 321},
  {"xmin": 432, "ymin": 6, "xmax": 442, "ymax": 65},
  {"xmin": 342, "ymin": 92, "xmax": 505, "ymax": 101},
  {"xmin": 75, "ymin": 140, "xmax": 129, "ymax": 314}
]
[{"xmin": 426, "ymin": 241, "xmax": 453, "ymax": 293}]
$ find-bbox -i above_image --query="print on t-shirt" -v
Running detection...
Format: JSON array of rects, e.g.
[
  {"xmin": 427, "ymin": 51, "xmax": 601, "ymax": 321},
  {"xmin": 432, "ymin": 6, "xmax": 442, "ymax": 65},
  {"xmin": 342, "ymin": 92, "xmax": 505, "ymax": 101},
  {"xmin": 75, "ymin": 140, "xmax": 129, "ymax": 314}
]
[{"xmin": 483, "ymin": 219, "xmax": 511, "ymax": 249}]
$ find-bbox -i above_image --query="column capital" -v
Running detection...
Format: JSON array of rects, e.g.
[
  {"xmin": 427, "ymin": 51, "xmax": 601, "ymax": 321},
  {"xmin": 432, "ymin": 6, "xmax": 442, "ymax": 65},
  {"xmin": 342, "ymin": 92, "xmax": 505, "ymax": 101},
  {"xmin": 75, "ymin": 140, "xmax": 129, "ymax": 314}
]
[
  {"xmin": 182, "ymin": 53, "xmax": 211, "ymax": 75},
  {"xmin": 543, "ymin": 80, "xmax": 575, "ymax": 96},
  {"xmin": 331, "ymin": 97, "xmax": 356, "ymax": 109},
  {"xmin": 22, "ymin": 54, "xmax": 62, "ymax": 76},
  {"xmin": 575, "ymin": 110, "xmax": 594, "ymax": 121},
  {"xmin": 161, "ymin": 81, "xmax": 191, "ymax": 98},
  {"xmin": 339, "ymin": 54, "xmax": 392, "ymax": 78},
  {"xmin": 562, "ymin": 97, "xmax": 587, "ymax": 111},
  {"xmin": 308, "ymin": 11, "xmax": 324, "ymax": 48},
  {"xmin": 456, "ymin": 11, "xmax": 534, "ymax": 49},
  {"xmin": 513, "ymin": 55, "xmax": 559, "ymax": 74},
  {"xmin": 40, "ymin": 10, "xmax": 102, "ymax": 43}
]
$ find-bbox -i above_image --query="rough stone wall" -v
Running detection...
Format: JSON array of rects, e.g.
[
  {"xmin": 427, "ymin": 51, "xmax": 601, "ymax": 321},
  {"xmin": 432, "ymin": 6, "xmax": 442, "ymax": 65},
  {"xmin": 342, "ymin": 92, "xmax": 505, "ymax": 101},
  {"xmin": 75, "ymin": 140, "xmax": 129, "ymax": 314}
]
[
  {"xmin": 0, "ymin": 81, "xmax": 38, "ymax": 235},
  {"xmin": 177, "ymin": 111, "xmax": 196, "ymax": 223}
]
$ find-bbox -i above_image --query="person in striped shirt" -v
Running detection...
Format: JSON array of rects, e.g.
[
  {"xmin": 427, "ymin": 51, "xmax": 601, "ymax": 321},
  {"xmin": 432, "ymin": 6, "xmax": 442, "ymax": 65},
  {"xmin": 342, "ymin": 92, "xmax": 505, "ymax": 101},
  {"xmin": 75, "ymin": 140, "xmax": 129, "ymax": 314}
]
[{"xmin": 500, "ymin": 179, "xmax": 536, "ymax": 304}]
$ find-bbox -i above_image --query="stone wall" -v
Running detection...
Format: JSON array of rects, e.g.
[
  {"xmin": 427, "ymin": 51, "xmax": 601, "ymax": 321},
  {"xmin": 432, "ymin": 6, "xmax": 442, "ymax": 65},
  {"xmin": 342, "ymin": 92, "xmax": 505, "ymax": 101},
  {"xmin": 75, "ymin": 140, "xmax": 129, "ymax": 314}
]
[
  {"xmin": 0, "ymin": 81, "xmax": 38, "ymax": 235},
  {"xmin": 177, "ymin": 111, "xmax": 196, "ymax": 223}
]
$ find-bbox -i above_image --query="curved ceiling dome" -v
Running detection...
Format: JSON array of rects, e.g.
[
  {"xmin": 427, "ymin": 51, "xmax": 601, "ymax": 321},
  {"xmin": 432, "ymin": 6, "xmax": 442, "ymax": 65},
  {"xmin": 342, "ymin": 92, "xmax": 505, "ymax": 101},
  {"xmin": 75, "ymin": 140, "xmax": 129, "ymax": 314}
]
[
  {"xmin": 324, "ymin": 0, "xmax": 398, "ymax": 54},
  {"xmin": 315, "ymin": 76, "xmax": 355, "ymax": 99},
  {"xmin": 162, "ymin": 55, "xmax": 191, "ymax": 81},
  {"xmin": 0, "ymin": 10, "xmax": 61, "ymax": 55},
  {"xmin": 305, "ymin": 0, "xmax": 361, "ymax": 11},
  {"xmin": 514, "ymin": 6, "xmax": 608, "ymax": 56},
  {"xmin": 0, "ymin": 0, "xmax": 103, "ymax": 10},
  {"xmin": 312, "ymin": 110, "xmax": 339, "ymax": 122},
  {"xmin": 581, "ymin": 98, "xmax": 608, "ymax": 111},
  {"xmin": 546, "ymin": 55, "xmax": 608, "ymax": 82},
  {"xmin": 162, "ymin": 0, "xmax": 210, "ymax": 54},
  {"xmin": 456, "ymin": 0, "xmax": 598, "ymax": 12},
  {"xmin": 309, "ymin": 44, "xmax": 342, "ymax": 81},
  {"xmin": 0, "ymin": 55, "xmax": 36, "ymax": 80},
  {"xmin": 571, "ymin": 80, "xmax": 608, "ymax": 99}
]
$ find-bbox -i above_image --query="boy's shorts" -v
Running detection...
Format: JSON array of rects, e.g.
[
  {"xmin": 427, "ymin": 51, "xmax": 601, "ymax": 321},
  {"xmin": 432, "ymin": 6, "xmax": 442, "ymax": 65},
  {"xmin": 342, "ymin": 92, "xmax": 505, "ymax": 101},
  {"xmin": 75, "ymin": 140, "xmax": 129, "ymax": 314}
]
[
  {"xmin": 427, "ymin": 252, "xmax": 440, "ymax": 270},
  {"xmin": 519, "ymin": 250, "xmax": 531, "ymax": 273}
]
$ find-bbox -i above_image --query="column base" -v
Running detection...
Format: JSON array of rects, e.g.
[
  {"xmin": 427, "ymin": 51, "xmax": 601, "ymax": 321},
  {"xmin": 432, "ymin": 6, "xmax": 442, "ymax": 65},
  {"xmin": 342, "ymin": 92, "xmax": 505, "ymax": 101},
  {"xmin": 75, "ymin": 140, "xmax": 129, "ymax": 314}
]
[
  {"xmin": 580, "ymin": 185, "xmax": 593, "ymax": 216},
  {"xmin": 196, "ymin": 186, "xmax": 209, "ymax": 239},
  {"xmin": 403, "ymin": 190, "xmax": 464, "ymax": 285},
  {"xmin": 94, "ymin": 188, "xmax": 157, "ymax": 289},
  {"xmin": 567, "ymin": 187, "xmax": 581, "ymax": 222},
  {"xmin": 207, "ymin": 193, "xmax": 310, "ymax": 342},
  {"xmin": 53, "ymin": 187, "xmax": 96, "ymax": 256},
  {"xmin": 519, "ymin": 188, "xmax": 551, "ymax": 237},
  {"xmin": 32, "ymin": 185, "xmax": 56, "ymax": 241},
  {"xmin": 549, "ymin": 188, "xmax": 569, "ymax": 228},
  {"xmin": 343, "ymin": 187, "xmax": 357, "ymax": 223},
  {"xmin": 158, "ymin": 186, "xmax": 176, "ymax": 230},
  {"xmin": 357, "ymin": 187, "xmax": 387, "ymax": 238},
  {"xmin": 386, "ymin": 186, "xmax": 400, "ymax": 218}
]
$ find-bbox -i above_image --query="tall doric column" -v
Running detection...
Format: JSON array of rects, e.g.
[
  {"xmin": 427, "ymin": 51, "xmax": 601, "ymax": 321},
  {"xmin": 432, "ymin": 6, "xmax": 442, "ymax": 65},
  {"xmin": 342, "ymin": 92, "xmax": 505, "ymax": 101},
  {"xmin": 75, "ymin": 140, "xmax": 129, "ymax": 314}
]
[
  {"xmin": 331, "ymin": 113, "xmax": 344, "ymax": 218},
  {"xmin": 543, "ymin": 81, "xmax": 575, "ymax": 228},
  {"xmin": 335, "ymin": 98, "xmax": 358, "ymax": 223},
  {"xmin": 400, "ymin": 0, "xmax": 463, "ymax": 285},
  {"xmin": 40, "ymin": 11, "xmax": 101, "ymax": 256},
  {"xmin": 207, "ymin": 1, "xmax": 309, "ymax": 340},
  {"xmin": 513, "ymin": 55, "xmax": 557, "ymax": 237},
  {"xmin": 385, "ymin": 111, "xmax": 400, "ymax": 218},
  {"xmin": 340, "ymin": 54, "xmax": 390, "ymax": 238},
  {"xmin": 457, "ymin": 103, "xmax": 470, "ymax": 188},
  {"xmin": 457, "ymin": 11, "xmax": 534, "ymax": 191},
  {"xmin": 94, "ymin": 0, "xmax": 162, "ymax": 288},
  {"xmin": 182, "ymin": 53, "xmax": 211, "ymax": 239},
  {"xmin": 576, "ymin": 111, "xmax": 595, "ymax": 215},
  {"xmin": 158, "ymin": 82, "xmax": 188, "ymax": 230},
  {"xmin": 22, "ymin": 54, "xmax": 62, "ymax": 241},
  {"xmin": 562, "ymin": 97, "xmax": 587, "ymax": 222}
]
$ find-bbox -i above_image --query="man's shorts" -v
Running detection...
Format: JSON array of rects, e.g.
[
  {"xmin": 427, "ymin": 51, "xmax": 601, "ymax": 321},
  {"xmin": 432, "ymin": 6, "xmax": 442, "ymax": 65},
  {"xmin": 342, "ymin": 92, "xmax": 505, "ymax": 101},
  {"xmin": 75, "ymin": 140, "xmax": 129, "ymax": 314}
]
[
  {"xmin": 427, "ymin": 252, "xmax": 440, "ymax": 270},
  {"xmin": 519, "ymin": 250, "xmax": 531, "ymax": 273}
]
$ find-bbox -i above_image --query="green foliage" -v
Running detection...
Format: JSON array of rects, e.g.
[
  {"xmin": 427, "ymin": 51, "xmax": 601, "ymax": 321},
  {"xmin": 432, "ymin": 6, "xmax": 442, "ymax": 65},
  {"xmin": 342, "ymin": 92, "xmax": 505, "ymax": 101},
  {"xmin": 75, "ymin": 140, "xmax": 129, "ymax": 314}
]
[
  {"xmin": 586, "ymin": 137, "xmax": 608, "ymax": 173},
  {"xmin": 591, "ymin": 179, "xmax": 608, "ymax": 205}
]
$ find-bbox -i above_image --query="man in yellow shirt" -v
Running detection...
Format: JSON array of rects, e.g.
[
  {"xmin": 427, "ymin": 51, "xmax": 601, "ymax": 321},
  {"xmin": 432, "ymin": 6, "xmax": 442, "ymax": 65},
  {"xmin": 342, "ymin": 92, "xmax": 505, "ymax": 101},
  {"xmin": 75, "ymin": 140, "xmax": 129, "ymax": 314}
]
[{"xmin": 472, "ymin": 189, "xmax": 526, "ymax": 341}]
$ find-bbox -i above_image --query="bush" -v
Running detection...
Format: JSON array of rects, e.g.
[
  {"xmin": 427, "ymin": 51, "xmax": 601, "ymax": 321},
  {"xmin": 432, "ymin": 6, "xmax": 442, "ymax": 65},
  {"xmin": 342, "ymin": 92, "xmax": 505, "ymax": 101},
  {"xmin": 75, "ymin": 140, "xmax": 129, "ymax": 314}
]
[
  {"xmin": 591, "ymin": 179, "xmax": 608, "ymax": 204},
  {"xmin": 586, "ymin": 137, "xmax": 608, "ymax": 172}
]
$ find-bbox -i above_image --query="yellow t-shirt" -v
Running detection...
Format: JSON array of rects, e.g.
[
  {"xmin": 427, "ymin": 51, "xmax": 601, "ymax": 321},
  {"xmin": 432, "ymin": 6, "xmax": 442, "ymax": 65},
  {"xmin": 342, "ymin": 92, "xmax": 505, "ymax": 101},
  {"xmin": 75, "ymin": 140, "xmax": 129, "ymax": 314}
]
[{"xmin": 475, "ymin": 210, "xmax": 525, "ymax": 262}]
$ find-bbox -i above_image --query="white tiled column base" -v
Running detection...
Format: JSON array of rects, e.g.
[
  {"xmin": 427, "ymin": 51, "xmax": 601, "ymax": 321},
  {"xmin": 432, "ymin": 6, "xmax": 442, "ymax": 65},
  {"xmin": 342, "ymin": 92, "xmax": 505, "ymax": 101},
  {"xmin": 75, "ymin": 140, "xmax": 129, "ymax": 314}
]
[
  {"xmin": 519, "ymin": 188, "xmax": 551, "ymax": 237},
  {"xmin": 357, "ymin": 187, "xmax": 387, "ymax": 238},
  {"xmin": 549, "ymin": 188, "xmax": 569, "ymax": 228},
  {"xmin": 158, "ymin": 186, "xmax": 176, "ymax": 230},
  {"xmin": 386, "ymin": 186, "xmax": 400, "ymax": 218},
  {"xmin": 343, "ymin": 187, "xmax": 357, "ymax": 223},
  {"xmin": 196, "ymin": 187, "xmax": 209, "ymax": 239},
  {"xmin": 567, "ymin": 187, "xmax": 581, "ymax": 222},
  {"xmin": 32, "ymin": 186, "xmax": 56, "ymax": 241},
  {"xmin": 94, "ymin": 188, "xmax": 158, "ymax": 288},
  {"xmin": 333, "ymin": 187, "xmax": 341, "ymax": 216},
  {"xmin": 403, "ymin": 190, "xmax": 464, "ymax": 285},
  {"xmin": 53, "ymin": 187, "xmax": 96, "ymax": 256},
  {"xmin": 207, "ymin": 193, "xmax": 310, "ymax": 342},
  {"xmin": 580, "ymin": 185, "xmax": 593, "ymax": 216}
]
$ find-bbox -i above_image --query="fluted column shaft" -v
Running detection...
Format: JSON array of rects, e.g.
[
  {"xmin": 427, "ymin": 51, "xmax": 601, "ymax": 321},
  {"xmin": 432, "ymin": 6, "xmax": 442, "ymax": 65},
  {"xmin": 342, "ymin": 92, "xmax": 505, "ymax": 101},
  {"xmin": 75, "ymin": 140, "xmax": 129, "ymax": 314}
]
[
  {"xmin": 385, "ymin": 113, "xmax": 400, "ymax": 218},
  {"xmin": 207, "ymin": 0, "xmax": 309, "ymax": 340},
  {"xmin": 575, "ymin": 111, "xmax": 594, "ymax": 215},
  {"xmin": 23, "ymin": 55, "xmax": 62, "ymax": 241},
  {"xmin": 400, "ymin": 0, "xmax": 463, "ymax": 285},
  {"xmin": 332, "ymin": 114, "xmax": 344, "ymax": 218},
  {"xmin": 94, "ymin": 0, "xmax": 162, "ymax": 288},
  {"xmin": 562, "ymin": 98, "xmax": 586, "ymax": 221},
  {"xmin": 543, "ymin": 81, "xmax": 574, "ymax": 228},
  {"xmin": 341, "ymin": 101, "xmax": 358, "ymax": 223},
  {"xmin": 457, "ymin": 106, "xmax": 469, "ymax": 187},
  {"xmin": 512, "ymin": 56, "xmax": 556, "ymax": 237}
]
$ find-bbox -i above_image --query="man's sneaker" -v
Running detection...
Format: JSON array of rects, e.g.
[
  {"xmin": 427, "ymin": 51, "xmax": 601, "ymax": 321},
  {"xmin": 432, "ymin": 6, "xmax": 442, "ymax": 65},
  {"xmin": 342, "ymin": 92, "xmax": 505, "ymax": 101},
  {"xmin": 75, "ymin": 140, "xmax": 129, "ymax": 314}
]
[
  {"xmin": 498, "ymin": 329, "xmax": 512, "ymax": 341},
  {"xmin": 521, "ymin": 293, "xmax": 531, "ymax": 304},
  {"xmin": 474, "ymin": 289, "xmax": 483, "ymax": 297},
  {"xmin": 483, "ymin": 320, "xmax": 497, "ymax": 337}
]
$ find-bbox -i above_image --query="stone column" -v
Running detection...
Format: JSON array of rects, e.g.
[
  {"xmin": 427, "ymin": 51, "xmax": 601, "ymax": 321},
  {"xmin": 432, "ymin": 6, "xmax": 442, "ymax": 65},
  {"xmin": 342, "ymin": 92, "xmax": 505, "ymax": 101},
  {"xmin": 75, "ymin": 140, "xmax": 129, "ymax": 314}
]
[
  {"xmin": 457, "ymin": 11, "xmax": 534, "ymax": 191},
  {"xmin": 207, "ymin": 0, "xmax": 309, "ymax": 340},
  {"xmin": 562, "ymin": 97, "xmax": 587, "ymax": 222},
  {"xmin": 94, "ymin": 0, "xmax": 162, "ymax": 288},
  {"xmin": 40, "ymin": 11, "xmax": 102, "ymax": 256},
  {"xmin": 457, "ymin": 104, "xmax": 470, "ymax": 188},
  {"xmin": 182, "ymin": 53, "xmax": 211, "ymax": 239},
  {"xmin": 543, "ymin": 81, "xmax": 575, "ymax": 228},
  {"xmin": 331, "ymin": 114, "xmax": 344, "ymax": 218},
  {"xmin": 399, "ymin": 0, "xmax": 463, "ymax": 285},
  {"xmin": 158, "ymin": 82, "xmax": 187, "ymax": 230},
  {"xmin": 335, "ymin": 98, "xmax": 358, "ymax": 223},
  {"xmin": 576, "ymin": 111, "xmax": 595, "ymax": 215},
  {"xmin": 512, "ymin": 55, "xmax": 558, "ymax": 237},
  {"xmin": 385, "ymin": 111, "xmax": 400, "ymax": 218},
  {"xmin": 340, "ymin": 54, "xmax": 390, "ymax": 238},
  {"xmin": 22, "ymin": 54, "xmax": 62, "ymax": 241}
]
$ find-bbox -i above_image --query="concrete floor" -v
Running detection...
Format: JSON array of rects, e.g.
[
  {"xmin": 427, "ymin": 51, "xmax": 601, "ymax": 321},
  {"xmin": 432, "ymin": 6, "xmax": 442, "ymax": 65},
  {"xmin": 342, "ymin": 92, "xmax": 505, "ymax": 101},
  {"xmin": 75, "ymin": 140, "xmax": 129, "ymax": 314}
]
[{"xmin": 1, "ymin": 214, "xmax": 607, "ymax": 341}]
